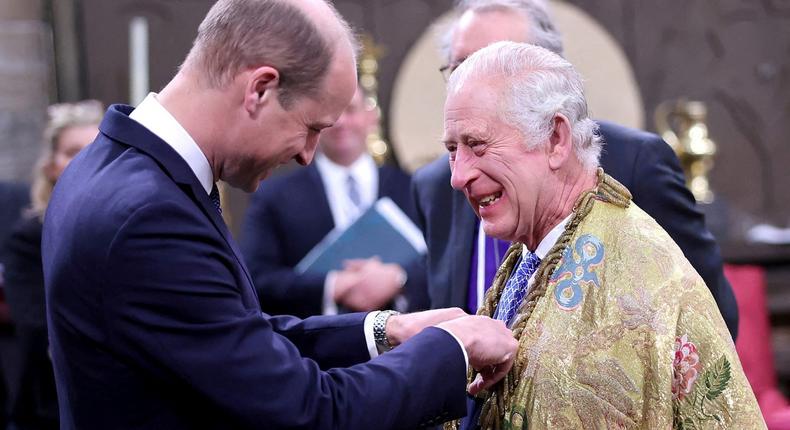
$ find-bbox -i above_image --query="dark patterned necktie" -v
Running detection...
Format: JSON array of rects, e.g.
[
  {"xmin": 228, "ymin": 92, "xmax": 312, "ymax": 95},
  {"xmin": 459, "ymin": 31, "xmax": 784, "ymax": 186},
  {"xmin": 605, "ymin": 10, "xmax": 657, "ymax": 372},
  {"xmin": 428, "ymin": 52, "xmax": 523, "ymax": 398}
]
[
  {"xmin": 494, "ymin": 251, "xmax": 541, "ymax": 325},
  {"xmin": 209, "ymin": 184, "xmax": 222, "ymax": 215}
]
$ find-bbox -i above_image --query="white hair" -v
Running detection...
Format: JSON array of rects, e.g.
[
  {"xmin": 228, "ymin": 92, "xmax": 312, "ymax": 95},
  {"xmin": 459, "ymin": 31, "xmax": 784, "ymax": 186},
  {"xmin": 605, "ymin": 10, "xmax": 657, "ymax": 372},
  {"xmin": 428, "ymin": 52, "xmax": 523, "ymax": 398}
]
[
  {"xmin": 448, "ymin": 41, "xmax": 602, "ymax": 171},
  {"xmin": 438, "ymin": 0, "xmax": 564, "ymax": 62}
]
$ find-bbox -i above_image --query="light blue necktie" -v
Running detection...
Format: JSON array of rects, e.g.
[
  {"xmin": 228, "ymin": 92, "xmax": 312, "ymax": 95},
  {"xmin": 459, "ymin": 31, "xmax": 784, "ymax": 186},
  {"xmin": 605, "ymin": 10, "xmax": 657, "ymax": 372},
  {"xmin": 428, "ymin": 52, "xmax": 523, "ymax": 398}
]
[
  {"xmin": 494, "ymin": 251, "xmax": 541, "ymax": 325},
  {"xmin": 346, "ymin": 174, "xmax": 362, "ymax": 210}
]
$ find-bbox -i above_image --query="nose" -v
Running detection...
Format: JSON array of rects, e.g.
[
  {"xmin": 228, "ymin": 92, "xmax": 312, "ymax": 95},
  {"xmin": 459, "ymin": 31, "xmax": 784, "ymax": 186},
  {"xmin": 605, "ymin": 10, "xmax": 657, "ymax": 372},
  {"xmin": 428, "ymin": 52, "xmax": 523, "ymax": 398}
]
[
  {"xmin": 296, "ymin": 134, "xmax": 320, "ymax": 166},
  {"xmin": 449, "ymin": 145, "xmax": 477, "ymax": 191}
]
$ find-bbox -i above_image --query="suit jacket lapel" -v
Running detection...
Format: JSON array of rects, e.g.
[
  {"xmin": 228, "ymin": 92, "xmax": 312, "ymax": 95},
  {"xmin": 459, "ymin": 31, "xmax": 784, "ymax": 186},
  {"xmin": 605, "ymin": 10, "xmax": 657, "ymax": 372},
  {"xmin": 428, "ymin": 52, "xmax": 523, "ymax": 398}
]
[
  {"xmin": 306, "ymin": 163, "xmax": 336, "ymax": 231},
  {"xmin": 100, "ymin": 105, "xmax": 257, "ymax": 294},
  {"xmin": 449, "ymin": 189, "xmax": 476, "ymax": 309},
  {"xmin": 377, "ymin": 165, "xmax": 390, "ymax": 199}
]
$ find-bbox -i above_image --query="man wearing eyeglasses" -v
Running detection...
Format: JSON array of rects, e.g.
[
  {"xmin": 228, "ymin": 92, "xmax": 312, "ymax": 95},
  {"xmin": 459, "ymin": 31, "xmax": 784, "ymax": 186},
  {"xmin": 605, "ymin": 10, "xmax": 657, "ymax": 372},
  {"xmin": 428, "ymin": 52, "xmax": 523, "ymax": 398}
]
[{"xmin": 412, "ymin": 0, "xmax": 738, "ymax": 338}]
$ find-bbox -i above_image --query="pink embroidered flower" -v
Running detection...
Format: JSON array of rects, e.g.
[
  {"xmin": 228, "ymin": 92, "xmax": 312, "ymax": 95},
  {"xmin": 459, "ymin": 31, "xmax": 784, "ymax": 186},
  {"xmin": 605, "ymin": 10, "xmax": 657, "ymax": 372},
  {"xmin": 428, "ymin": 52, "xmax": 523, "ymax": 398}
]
[{"xmin": 672, "ymin": 334, "xmax": 701, "ymax": 400}]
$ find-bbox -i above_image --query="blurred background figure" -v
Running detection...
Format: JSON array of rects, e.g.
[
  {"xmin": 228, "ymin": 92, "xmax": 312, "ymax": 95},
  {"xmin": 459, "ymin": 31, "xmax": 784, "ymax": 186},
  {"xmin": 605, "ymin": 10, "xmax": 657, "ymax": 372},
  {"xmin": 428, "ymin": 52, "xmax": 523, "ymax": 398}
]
[
  {"xmin": 240, "ymin": 85, "xmax": 428, "ymax": 318},
  {"xmin": 1, "ymin": 100, "xmax": 102, "ymax": 430},
  {"xmin": 0, "ymin": 182, "xmax": 29, "ymax": 429}
]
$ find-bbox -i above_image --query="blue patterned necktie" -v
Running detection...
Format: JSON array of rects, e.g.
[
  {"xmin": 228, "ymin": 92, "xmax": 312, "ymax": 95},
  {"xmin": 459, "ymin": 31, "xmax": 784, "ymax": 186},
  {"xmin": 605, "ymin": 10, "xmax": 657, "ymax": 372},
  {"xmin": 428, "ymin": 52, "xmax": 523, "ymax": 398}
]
[
  {"xmin": 494, "ymin": 251, "xmax": 541, "ymax": 325},
  {"xmin": 209, "ymin": 184, "xmax": 222, "ymax": 215},
  {"xmin": 346, "ymin": 173, "xmax": 362, "ymax": 210}
]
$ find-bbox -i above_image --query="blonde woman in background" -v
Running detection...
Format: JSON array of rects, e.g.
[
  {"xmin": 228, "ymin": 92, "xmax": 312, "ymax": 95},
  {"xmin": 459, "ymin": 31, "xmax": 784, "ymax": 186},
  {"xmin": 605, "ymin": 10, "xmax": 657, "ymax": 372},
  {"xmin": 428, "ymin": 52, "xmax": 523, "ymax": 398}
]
[{"xmin": 1, "ymin": 100, "xmax": 102, "ymax": 430}]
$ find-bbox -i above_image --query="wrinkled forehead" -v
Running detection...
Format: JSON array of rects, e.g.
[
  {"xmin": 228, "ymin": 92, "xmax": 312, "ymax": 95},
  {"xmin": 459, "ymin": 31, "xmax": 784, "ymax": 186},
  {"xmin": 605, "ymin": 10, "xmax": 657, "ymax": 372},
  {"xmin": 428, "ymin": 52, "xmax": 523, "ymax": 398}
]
[{"xmin": 444, "ymin": 81, "xmax": 502, "ymax": 137}]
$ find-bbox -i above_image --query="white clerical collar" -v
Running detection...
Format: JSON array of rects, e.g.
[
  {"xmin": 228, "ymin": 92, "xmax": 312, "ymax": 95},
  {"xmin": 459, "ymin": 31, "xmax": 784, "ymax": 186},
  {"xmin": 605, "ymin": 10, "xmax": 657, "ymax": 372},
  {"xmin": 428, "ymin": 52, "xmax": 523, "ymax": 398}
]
[
  {"xmin": 129, "ymin": 92, "xmax": 214, "ymax": 195},
  {"xmin": 527, "ymin": 213, "xmax": 573, "ymax": 259}
]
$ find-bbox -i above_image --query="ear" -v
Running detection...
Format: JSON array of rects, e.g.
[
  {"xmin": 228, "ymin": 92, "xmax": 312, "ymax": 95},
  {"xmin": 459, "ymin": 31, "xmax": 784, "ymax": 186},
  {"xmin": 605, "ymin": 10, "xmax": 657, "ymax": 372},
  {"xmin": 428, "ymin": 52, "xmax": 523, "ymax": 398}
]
[
  {"xmin": 242, "ymin": 66, "xmax": 281, "ymax": 115},
  {"xmin": 546, "ymin": 113, "xmax": 573, "ymax": 170}
]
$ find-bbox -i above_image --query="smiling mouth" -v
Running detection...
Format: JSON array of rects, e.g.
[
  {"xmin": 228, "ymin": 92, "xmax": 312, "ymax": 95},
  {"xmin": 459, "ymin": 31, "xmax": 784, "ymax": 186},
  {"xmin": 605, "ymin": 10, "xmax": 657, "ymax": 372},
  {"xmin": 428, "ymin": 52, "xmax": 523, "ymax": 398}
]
[{"xmin": 478, "ymin": 191, "xmax": 502, "ymax": 208}]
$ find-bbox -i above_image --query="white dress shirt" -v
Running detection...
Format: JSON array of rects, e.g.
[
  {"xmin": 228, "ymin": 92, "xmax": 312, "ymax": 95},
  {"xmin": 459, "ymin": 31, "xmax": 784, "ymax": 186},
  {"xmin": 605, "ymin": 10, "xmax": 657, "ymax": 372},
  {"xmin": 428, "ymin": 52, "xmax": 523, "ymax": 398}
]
[
  {"xmin": 315, "ymin": 152, "xmax": 378, "ymax": 230},
  {"xmin": 129, "ymin": 93, "xmax": 213, "ymax": 195},
  {"xmin": 524, "ymin": 214, "xmax": 572, "ymax": 292},
  {"xmin": 315, "ymin": 153, "xmax": 381, "ymax": 315}
]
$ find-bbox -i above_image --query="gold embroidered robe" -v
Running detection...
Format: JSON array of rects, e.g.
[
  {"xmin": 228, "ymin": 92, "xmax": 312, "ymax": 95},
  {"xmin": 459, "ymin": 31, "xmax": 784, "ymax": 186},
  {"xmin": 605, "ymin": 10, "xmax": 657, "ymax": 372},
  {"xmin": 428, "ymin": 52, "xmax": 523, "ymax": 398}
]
[{"xmin": 461, "ymin": 173, "xmax": 764, "ymax": 430}]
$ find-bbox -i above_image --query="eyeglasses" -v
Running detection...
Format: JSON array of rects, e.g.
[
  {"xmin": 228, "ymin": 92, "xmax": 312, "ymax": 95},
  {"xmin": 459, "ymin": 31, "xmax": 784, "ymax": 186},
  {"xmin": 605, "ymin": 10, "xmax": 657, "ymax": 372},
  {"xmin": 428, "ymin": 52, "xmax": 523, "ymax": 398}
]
[{"xmin": 438, "ymin": 57, "xmax": 467, "ymax": 82}]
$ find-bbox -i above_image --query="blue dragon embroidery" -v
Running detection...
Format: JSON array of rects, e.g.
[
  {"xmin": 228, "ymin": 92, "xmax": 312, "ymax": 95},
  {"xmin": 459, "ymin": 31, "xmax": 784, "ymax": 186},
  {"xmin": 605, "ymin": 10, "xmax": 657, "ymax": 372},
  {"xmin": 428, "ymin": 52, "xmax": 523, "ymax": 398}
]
[{"xmin": 552, "ymin": 234, "xmax": 604, "ymax": 311}]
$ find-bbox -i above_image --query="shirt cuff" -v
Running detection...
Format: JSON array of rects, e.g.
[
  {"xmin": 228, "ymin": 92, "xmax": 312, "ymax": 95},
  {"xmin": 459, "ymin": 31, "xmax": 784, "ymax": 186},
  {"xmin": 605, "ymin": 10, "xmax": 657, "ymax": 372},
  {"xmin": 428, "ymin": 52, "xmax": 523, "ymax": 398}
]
[
  {"xmin": 435, "ymin": 327, "xmax": 469, "ymax": 373},
  {"xmin": 322, "ymin": 271, "xmax": 339, "ymax": 316},
  {"xmin": 363, "ymin": 311, "xmax": 381, "ymax": 359}
]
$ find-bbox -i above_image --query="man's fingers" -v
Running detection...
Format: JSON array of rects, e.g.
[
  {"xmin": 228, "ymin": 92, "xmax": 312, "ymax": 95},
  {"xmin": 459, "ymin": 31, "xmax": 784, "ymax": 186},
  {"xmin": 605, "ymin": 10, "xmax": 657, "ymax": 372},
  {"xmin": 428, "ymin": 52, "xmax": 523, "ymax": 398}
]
[{"xmin": 467, "ymin": 358, "xmax": 513, "ymax": 395}]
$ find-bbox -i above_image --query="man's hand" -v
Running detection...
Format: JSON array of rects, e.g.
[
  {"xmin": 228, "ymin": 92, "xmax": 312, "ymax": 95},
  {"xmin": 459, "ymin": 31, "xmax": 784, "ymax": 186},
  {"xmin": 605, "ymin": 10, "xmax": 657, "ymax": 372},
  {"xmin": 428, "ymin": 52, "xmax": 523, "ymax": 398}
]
[
  {"xmin": 333, "ymin": 258, "xmax": 405, "ymax": 311},
  {"xmin": 437, "ymin": 316, "xmax": 517, "ymax": 395},
  {"xmin": 384, "ymin": 307, "xmax": 468, "ymax": 346}
]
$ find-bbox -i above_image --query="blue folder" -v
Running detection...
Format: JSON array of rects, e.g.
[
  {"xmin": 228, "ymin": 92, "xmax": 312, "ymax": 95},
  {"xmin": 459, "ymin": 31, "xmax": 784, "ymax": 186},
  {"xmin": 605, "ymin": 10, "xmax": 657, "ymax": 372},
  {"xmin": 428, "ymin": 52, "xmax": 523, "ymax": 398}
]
[{"xmin": 295, "ymin": 197, "xmax": 427, "ymax": 275}]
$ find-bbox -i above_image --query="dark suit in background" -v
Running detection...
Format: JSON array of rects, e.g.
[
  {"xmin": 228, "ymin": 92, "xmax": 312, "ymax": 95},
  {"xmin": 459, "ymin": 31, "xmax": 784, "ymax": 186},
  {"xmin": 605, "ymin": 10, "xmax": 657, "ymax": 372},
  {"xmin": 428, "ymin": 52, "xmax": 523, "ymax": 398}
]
[
  {"xmin": 0, "ymin": 182, "xmax": 31, "ymax": 429},
  {"xmin": 413, "ymin": 120, "xmax": 738, "ymax": 339},
  {"xmin": 2, "ymin": 215, "xmax": 59, "ymax": 430},
  {"xmin": 240, "ymin": 163, "xmax": 429, "ymax": 318},
  {"xmin": 43, "ymin": 105, "xmax": 466, "ymax": 429}
]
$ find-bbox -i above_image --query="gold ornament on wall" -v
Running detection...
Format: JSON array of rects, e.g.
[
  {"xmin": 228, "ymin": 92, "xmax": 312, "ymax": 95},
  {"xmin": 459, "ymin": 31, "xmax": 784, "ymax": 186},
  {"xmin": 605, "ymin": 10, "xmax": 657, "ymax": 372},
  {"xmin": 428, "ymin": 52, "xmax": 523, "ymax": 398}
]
[
  {"xmin": 359, "ymin": 34, "xmax": 389, "ymax": 165},
  {"xmin": 655, "ymin": 100, "xmax": 717, "ymax": 203}
]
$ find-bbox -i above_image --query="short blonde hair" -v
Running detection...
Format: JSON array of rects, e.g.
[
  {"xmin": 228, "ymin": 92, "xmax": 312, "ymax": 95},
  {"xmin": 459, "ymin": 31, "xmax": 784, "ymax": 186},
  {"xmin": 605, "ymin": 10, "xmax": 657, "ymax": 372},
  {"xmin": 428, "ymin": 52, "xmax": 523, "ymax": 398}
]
[{"xmin": 30, "ymin": 100, "xmax": 104, "ymax": 218}]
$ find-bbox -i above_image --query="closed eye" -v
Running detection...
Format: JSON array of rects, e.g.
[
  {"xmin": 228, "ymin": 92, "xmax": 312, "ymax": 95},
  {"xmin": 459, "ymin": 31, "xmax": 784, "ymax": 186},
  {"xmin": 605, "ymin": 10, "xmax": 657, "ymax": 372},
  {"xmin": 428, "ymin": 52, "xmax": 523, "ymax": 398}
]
[
  {"xmin": 444, "ymin": 141, "xmax": 457, "ymax": 156},
  {"xmin": 466, "ymin": 140, "xmax": 487, "ymax": 155}
]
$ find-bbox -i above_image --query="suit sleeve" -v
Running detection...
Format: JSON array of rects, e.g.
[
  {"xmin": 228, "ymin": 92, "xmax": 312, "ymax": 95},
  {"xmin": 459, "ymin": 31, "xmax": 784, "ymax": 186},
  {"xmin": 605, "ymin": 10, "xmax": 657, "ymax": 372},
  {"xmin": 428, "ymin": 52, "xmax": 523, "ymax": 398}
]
[
  {"xmin": 103, "ymin": 201, "xmax": 467, "ymax": 429},
  {"xmin": 630, "ymin": 137, "xmax": 738, "ymax": 339},
  {"xmin": 240, "ymin": 188, "xmax": 326, "ymax": 317}
]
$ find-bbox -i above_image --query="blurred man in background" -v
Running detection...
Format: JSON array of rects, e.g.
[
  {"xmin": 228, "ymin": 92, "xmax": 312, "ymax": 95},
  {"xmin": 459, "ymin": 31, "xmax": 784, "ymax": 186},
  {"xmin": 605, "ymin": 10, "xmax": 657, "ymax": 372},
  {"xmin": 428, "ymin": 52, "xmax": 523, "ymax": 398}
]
[{"xmin": 242, "ymin": 85, "xmax": 428, "ymax": 318}]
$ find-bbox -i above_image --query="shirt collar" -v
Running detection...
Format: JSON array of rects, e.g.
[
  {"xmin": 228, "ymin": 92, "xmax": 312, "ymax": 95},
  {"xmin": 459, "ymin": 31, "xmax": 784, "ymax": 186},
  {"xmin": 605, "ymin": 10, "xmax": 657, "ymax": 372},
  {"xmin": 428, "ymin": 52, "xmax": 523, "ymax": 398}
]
[
  {"xmin": 129, "ymin": 92, "xmax": 214, "ymax": 194},
  {"xmin": 526, "ymin": 213, "xmax": 573, "ymax": 260},
  {"xmin": 315, "ymin": 152, "xmax": 375, "ymax": 182}
]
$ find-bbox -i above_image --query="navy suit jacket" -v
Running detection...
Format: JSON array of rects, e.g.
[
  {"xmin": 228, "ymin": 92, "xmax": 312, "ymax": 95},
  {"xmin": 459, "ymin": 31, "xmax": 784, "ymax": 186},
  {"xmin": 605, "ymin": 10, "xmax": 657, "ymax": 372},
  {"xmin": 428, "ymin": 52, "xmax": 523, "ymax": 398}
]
[
  {"xmin": 42, "ymin": 104, "xmax": 466, "ymax": 429},
  {"xmin": 412, "ymin": 120, "xmax": 738, "ymax": 339},
  {"xmin": 240, "ymin": 163, "xmax": 429, "ymax": 318}
]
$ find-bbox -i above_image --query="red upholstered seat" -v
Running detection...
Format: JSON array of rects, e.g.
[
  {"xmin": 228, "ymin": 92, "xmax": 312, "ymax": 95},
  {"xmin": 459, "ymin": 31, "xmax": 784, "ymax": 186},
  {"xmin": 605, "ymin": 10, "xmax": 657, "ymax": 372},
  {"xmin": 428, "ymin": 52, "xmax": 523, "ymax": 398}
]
[{"xmin": 726, "ymin": 264, "xmax": 790, "ymax": 429}]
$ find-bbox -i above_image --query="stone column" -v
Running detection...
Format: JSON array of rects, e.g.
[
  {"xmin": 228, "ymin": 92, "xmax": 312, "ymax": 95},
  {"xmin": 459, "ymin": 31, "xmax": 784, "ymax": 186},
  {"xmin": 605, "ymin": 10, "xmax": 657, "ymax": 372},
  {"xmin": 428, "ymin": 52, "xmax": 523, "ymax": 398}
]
[{"xmin": 0, "ymin": 0, "xmax": 52, "ymax": 183}]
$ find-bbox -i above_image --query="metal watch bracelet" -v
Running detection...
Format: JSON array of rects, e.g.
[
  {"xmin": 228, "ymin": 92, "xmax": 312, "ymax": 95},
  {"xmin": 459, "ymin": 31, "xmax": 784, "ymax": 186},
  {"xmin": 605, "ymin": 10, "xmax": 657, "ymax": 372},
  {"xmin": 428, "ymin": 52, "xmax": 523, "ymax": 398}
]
[{"xmin": 373, "ymin": 310, "xmax": 400, "ymax": 352}]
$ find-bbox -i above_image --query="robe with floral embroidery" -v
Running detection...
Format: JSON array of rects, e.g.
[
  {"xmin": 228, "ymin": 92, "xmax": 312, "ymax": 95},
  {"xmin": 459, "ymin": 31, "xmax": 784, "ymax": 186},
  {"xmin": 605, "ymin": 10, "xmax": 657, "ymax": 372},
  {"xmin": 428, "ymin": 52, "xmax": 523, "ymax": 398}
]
[{"xmin": 475, "ymin": 175, "xmax": 764, "ymax": 429}]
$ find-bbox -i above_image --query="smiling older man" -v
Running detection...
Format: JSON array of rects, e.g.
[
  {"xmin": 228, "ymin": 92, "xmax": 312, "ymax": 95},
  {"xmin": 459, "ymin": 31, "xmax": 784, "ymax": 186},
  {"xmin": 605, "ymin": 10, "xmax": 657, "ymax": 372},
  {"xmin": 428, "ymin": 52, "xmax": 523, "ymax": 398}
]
[{"xmin": 442, "ymin": 41, "xmax": 764, "ymax": 430}]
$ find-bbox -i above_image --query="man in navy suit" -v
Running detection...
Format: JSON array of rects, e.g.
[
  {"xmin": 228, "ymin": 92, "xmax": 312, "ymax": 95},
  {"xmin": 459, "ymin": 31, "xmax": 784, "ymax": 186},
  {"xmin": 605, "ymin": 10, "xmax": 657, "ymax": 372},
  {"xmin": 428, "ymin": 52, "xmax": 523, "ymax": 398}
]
[
  {"xmin": 413, "ymin": 0, "xmax": 738, "ymax": 338},
  {"xmin": 241, "ymin": 86, "xmax": 429, "ymax": 318},
  {"xmin": 42, "ymin": 1, "xmax": 518, "ymax": 429}
]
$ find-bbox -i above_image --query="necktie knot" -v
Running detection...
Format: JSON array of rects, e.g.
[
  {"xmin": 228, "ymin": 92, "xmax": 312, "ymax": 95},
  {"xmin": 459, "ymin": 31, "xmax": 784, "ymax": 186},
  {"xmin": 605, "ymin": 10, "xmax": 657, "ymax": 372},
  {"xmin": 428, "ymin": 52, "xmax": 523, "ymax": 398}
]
[
  {"xmin": 209, "ymin": 184, "xmax": 222, "ymax": 215},
  {"xmin": 494, "ymin": 251, "xmax": 541, "ymax": 325}
]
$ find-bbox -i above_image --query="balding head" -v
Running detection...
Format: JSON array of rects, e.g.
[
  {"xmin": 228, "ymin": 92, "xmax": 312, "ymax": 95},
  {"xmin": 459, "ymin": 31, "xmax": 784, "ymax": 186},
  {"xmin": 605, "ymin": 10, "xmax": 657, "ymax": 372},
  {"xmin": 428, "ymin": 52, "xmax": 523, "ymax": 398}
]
[{"xmin": 183, "ymin": 0, "xmax": 357, "ymax": 108}]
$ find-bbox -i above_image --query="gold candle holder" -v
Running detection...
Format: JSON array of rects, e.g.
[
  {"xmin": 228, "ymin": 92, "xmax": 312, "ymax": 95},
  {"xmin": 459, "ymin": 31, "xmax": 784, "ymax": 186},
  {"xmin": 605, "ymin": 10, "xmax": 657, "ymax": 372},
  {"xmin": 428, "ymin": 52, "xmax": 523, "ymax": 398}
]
[
  {"xmin": 654, "ymin": 100, "xmax": 717, "ymax": 203},
  {"xmin": 359, "ymin": 34, "xmax": 389, "ymax": 165}
]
